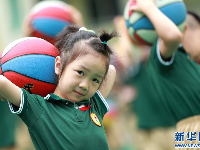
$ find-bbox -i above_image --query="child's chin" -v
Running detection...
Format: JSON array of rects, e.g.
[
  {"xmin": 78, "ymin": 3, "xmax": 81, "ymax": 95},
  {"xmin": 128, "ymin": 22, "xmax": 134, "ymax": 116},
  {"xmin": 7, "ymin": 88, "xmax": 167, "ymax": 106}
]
[{"xmin": 69, "ymin": 96, "xmax": 85, "ymax": 102}]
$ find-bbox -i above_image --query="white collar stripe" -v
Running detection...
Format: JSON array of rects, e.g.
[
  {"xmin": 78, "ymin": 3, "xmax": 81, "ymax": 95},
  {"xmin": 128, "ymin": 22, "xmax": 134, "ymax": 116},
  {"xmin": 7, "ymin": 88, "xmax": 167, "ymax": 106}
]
[
  {"xmin": 8, "ymin": 89, "xmax": 24, "ymax": 114},
  {"xmin": 96, "ymin": 90, "xmax": 109, "ymax": 112}
]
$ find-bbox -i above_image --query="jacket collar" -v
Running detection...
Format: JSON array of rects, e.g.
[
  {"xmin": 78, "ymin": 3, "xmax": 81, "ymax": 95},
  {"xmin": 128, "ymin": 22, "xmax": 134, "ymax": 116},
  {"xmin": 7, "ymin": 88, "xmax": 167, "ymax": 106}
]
[{"xmin": 44, "ymin": 93, "xmax": 91, "ymax": 106}]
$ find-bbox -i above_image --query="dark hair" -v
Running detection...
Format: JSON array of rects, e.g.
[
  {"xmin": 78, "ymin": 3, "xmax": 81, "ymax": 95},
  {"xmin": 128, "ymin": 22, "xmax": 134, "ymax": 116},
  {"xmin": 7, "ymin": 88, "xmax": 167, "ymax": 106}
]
[
  {"xmin": 55, "ymin": 25, "xmax": 118, "ymax": 79},
  {"xmin": 187, "ymin": 11, "xmax": 200, "ymax": 24}
]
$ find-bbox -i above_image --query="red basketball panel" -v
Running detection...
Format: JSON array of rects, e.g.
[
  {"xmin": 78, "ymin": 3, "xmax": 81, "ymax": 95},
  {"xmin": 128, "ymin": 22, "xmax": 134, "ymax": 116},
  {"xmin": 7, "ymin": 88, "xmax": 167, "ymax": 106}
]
[
  {"xmin": 134, "ymin": 32, "xmax": 152, "ymax": 46},
  {"xmin": 127, "ymin": 33, "xmax": 141, "ymax": 46},
  {"xmin": 4, "ymin": 72, "xmax": 56, "ymax": 97},
  {"xmin": 1, "ymin": 39, "xmax": 59, "ymax": 64},
  {"xmin": 128, "ymin": 0, "xmax": 136, "ymax": 17},
  {"xmin": 31, "ymin": 7, "xmax": 73, "ymax": 23}
]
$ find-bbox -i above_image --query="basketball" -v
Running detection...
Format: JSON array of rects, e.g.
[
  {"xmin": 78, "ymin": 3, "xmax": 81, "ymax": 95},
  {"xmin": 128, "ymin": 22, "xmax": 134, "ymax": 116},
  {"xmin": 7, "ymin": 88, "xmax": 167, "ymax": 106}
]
[
  {"xmin": 0, "ymin": 37, "xmax": 59, "ymax": 97},
  {"xmin": 29, "ymin": 1, "xmax": 74, "ymax": 44},
  {"xmin": 124, "ymin": 0, "xmax": 187, "ymax": 46}
]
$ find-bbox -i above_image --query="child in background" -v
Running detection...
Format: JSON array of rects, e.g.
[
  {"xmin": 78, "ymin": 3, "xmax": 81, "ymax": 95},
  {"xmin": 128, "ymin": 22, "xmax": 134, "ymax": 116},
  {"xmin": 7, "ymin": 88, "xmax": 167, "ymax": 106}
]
[
  {"xmin": 131, "ymin": 0, "xmax": 200, "ymax": 127},
  {"xmin": 174, "ymin": 11, "xmax": 200, "ymax": 150},
  {"xmin": 131, "ymin": 0, "xmax": 200, "ymax": 149},
  {"xmin": 0, "ymin": 25, "xmax": 117, "ymax": 150}
]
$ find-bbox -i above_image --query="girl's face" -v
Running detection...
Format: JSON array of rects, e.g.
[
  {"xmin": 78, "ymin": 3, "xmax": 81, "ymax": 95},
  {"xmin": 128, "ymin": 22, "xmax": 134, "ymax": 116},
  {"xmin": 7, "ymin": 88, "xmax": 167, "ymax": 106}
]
[{"xmin": 54, "ymin": 54, "xmax": 106, "ymax": 102}]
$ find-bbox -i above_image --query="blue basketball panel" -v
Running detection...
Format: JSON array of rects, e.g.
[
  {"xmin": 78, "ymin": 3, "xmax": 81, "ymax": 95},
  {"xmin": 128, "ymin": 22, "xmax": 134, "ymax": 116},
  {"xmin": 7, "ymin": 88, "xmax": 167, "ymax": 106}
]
[
  {"xmin": 1, "ymin": 55, "xmax": 56, "ymax": 84},
  {"xmin": 126, "ymin": 20, "xmax": 131, "ymax": 28},
  {"xmin": 32, "ymin": 18, "xmax": 72, "ymax": 37},
  {"xmin": 161, "ymin": 2, "xmax": 186, "ymax": 25},
  {"xmin": 133, "ymin": 2, "xmax": 186, "ymax": 30},
  {"xmin": 133, "ymin": 17, "xmax": 153, "ymax": 30}
]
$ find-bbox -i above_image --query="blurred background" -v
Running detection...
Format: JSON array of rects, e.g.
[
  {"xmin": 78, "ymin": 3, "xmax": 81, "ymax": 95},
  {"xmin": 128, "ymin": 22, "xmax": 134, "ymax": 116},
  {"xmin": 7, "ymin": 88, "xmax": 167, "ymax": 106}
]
[
  {"xmin": 0, "ymin": 0, "xmax": 200, "ymax": 150},
  {"xmin": 0, "ymin": 0, "xmax": 199, "ymax": 51}
]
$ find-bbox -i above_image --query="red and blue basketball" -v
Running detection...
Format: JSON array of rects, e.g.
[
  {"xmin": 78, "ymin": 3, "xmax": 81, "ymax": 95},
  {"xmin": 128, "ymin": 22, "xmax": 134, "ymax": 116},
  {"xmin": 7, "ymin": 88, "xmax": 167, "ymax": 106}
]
[
  {"xmin": 29, "ymin": 1, "xmax": 74, "ymax": 44},
  {"xmin": 124, "ymin": 0, "xmax": 187, "ymax": 46},
  {"xmin": 0, "ymin": 37, "xmax": 59, "ymax": 97}
]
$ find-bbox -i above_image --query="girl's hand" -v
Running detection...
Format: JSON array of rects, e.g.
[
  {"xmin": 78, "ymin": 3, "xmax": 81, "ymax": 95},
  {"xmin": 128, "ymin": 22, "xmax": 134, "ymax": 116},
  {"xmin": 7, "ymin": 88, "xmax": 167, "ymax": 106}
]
[
  {"xmin": 130, "ymin": 0, "xmax": 155, "ymax": 12},
  {"xmin": 99, "ymin": 65, "xmax": 116, "ymax": 99}
]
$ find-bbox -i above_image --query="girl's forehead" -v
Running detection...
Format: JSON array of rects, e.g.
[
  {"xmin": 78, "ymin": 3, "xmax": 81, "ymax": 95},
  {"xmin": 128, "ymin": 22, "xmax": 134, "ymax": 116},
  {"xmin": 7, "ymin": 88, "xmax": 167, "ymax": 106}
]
[
  {"xmin": 75, "ymin": 43, "xmax": 107, "ymax": 59},
  {"xmin": 74, "ymin": 54, "xmax": 107, "ymax": 75},
  {"xmin": 75, "ymin": 53, "xmax": 106, "ymax": 63}
]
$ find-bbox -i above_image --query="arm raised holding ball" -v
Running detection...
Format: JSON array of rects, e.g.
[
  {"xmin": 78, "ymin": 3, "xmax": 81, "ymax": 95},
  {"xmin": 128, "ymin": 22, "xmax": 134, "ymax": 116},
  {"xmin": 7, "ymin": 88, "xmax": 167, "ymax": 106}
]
[
  {"xmin": 131, "ymin": 0, "xmax": 182, "ymax": 60},
  {"xmin": 0, "ymin": 75, "xmax": 21, "ymax": 107}
]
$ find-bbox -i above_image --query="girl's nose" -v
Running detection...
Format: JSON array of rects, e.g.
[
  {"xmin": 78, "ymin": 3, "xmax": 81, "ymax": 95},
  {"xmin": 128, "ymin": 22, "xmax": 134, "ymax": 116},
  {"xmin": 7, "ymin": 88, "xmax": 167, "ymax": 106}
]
[{"xmin": 78, "ymin": 80, "xmax": 89, "ymax": 90}]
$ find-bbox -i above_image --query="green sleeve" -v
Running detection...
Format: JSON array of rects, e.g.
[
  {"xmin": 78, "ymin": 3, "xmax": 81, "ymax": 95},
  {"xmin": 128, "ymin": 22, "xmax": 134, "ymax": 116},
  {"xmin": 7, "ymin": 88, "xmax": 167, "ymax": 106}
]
[
  {"xmin": 149, "ymin": 38, "xmax": 176, "ymax": 72},
  {"xmin": 91, "ymin": 90, "xmax": 109, "ymax": 119},
  {"xmin": 9, "ymin": 88, "xmax": 43, "ymax": 127}
]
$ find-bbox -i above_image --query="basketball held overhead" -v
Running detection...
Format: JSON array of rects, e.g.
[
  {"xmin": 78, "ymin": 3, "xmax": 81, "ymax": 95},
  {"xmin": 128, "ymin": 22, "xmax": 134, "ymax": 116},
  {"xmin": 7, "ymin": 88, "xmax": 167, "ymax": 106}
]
[{"xmin": 124, "ymin": 0, "xmax": 187, "ymax": 46}]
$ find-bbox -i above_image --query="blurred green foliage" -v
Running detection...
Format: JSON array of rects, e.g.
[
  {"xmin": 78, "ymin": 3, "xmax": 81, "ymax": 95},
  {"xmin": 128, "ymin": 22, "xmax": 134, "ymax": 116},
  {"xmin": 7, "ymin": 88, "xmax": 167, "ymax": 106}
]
[{"xmin": 184, "ymin": 0, "xmax": 200, "ymax": 13}]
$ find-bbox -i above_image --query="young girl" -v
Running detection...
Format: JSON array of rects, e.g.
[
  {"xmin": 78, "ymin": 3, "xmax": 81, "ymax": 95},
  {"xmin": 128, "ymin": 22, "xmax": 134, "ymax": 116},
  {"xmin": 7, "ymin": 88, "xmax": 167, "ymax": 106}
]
[
  {"xmin": 0, "ymin": 25, "xmax": 117, "ymax": 150},
  {"xmin": 17, "ymin": 2, "xmax": 85, "ymax": 149}
]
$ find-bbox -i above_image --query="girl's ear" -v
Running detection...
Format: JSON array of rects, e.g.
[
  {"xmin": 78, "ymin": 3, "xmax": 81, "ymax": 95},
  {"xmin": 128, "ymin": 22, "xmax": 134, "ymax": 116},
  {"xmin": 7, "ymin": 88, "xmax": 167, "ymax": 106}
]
[
  {"xmin": 55, "ymin": 56, "xmax": 61, "ymax": 75},
  {"xmin": 182, "ymin": 24, "xmax": 188, "ymax": 36}
]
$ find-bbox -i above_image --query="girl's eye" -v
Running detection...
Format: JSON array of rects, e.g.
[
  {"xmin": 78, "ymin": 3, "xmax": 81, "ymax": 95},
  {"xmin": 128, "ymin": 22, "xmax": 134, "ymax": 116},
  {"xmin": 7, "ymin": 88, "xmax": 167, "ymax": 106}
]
[
  {"xmin": 77, "ymin": 71, "xmax": 84, "ymax": 76},
  {"xmin": 93, "ymin": 78, "xmax": 100, "ymax": 84}
]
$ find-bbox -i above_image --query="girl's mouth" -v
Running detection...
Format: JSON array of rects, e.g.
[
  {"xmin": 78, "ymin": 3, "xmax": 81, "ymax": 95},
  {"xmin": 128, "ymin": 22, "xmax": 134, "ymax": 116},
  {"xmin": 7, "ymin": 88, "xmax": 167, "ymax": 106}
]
[{"xmin": 74, "ymin": 90, "xmax": 84, "ymax": 96}]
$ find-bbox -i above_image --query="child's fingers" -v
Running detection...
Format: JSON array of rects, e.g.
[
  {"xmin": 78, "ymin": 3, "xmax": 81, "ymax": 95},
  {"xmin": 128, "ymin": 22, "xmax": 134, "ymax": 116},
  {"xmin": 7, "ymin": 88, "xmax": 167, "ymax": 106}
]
[
  {"xmin": 130, "ymin": 0, "xmax": 155, "ymax": 11},
  {"xmin": 129, "ymin": 0, "xmax": 140, "ymax": 11},
  {"xmin": 130, "ymin": 5, "xmax": 137, "ymax": 11}
]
